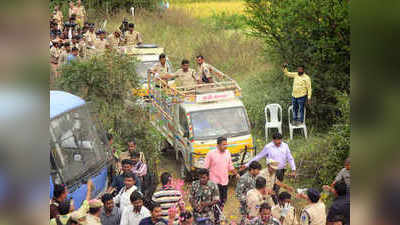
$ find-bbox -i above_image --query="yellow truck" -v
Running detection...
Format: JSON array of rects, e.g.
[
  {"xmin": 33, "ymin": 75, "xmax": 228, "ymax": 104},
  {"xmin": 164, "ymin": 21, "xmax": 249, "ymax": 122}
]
[{"xmin": 148, "ymin": 70, "xmax": 255, "ymax": 179}]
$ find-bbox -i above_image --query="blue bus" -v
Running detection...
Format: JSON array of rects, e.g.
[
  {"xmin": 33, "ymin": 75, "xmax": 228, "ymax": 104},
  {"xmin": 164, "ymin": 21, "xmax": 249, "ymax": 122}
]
[{"xmin": 49, "ymin": 91, "xmax": 113, "ymax": 209}]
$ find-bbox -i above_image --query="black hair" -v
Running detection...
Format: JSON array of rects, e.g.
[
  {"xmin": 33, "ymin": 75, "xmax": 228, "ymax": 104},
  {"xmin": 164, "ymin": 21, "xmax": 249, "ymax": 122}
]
[
  {"xmin": 278, "ymin": 192, "xmax": 292, "ymax": 201},
  {"xmin": 124, "ymin": 172, "xmax": 136, "ymax": 180},
  {"xmin": 121, "ymin": 159, "xmax": 133, "ymax": 165},
  {"xmin": 101, "ymin": 193, "xmax": 113, "ymax": 204},
  {"xmin": 217, "ymin": 136, "xmax": 227, "ymax": 145},
  {"xmin": 130, "ymin": 191, "xmax": 144, "ymax": 202},
  {"xmin": 159, "ymin": 53, "xmax": 166, "ymax": 60},
  {"xmin": 128, "ymin": 23, "xmax": 135, "ymax": 28},
  {"xmin": 272, "ymin": 132, "xmax": 282, "ymax": 140},
  {"xmin": 298, "ymin": 65, "xmax": 305, "ymax": 69},
  {"xmin": 196, "ymin": 55, "xmax": 204, "ymax": 59},
  {"xmin": 71, "ymin": 47, "xmax": 79, "ymax": 52},
  {"xmin": 181, "ymin": 59, "xmax": 189, "ymax": 65},
  {"xmin": 334, "ymin": 181, "xmax": 347, "ymax": 196},
  {"xmin": 259, "ymin": 203, "xmax": 271, "ymax": 212},
  {"xmin": 53, "ymin": 184, "xmax": 66, "ymax": 199},
  {"xmin": 331, "ymin": 215, "xmax": 345, "ymax": 223},
  {"xmin": 198, "ymin": 168, "xmax": 209, "ymax": 176},
  {"xmin": 307, "ymin": 188, "xmax": 321, "ymax": 203},
  {"xmin": 58, "ymin": 200, "xmax": 71, "ymax": 215},
  {"xmin": 249, "ymin": 161, "xmax": 262, "ymax": 170},
  {"xmin": 148, "ymin": 201, "xmax": 161, "ymax": 212},
  {"xmin": 160, "ymin": 172, "xmax": 172, "ymax": 186},
  {"xmin": 128, "ymin": 139, "xmax": 136, "ymax": 144},
  {"xmin": 63, "ymin": 42, "xmax": 70, "ymax": 47},
  {"xmin": 255, "ymin": 176, "xmax": 266, "ymax": 189},
  {"xmin": 89, "ymin": 207, "xmax": 101, "ymax": 215},
  {"xmin": 106, "ymin": 133, "xmax": 113, "ymax": 141}
]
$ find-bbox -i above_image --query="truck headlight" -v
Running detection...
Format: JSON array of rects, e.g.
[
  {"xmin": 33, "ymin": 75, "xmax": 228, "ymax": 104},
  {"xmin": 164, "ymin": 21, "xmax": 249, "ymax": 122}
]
[{"xmin": 193, "ymin": 157, "xmax": 205, "ymax": 168}]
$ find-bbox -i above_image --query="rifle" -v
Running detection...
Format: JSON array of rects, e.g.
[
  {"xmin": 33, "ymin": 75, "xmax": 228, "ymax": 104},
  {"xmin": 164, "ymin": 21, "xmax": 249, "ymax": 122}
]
[{"xmin": 239, "ymin": 145, "xmax": 248, "ymax": 176}]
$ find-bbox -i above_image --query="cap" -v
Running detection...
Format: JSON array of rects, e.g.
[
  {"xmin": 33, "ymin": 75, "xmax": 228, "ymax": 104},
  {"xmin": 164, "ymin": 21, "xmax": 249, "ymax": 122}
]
[
  {"xmin": 70, "ymin": 210, "xmax": 87, "ymax": 225},
  {"xmin": 267, "ymin": 159, "xmax": 279, "ymax": 170},
  {"xmin": 88, "ymin": 199, "xmax": 103, "ymax": 208},
  {"xmin": 306, "ymin": 188, "xmax": 321, "ymax": 203}
]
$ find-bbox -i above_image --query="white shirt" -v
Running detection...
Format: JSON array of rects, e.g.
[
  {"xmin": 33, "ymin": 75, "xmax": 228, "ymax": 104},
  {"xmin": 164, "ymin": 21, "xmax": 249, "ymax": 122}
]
[
  {"xmin": 120, "ymin": 205, "xmax": 151, "ymax": 225},
  {"xmin": 114, "ymin": 185, "xmax": 138, "ymax": 214}
]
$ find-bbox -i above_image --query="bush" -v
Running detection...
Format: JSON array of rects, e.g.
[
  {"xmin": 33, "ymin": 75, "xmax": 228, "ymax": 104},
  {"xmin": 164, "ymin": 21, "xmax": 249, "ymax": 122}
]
[
  {"xmin": 245, "ymin": 0, "xmax": 350, "ymax": 130},
  {"xmin": 207, "ymin": 12, "xmax": 247, "ymax": 30},
  {"xmin": 55, "ymin": 50, "xmax": 163, "ymax": 171}
]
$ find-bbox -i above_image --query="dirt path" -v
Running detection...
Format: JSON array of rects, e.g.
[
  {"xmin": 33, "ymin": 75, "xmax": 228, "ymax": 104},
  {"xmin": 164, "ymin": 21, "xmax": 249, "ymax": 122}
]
[{"xmin": 157, "ymin": 149, "xmax": 241, "ymax": 223}]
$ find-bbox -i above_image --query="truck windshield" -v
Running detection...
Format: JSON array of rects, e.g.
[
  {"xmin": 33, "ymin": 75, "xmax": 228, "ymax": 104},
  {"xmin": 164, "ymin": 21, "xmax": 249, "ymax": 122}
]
[
  {"xmin": 190, "ymin": 107, "xmax": 250, "ymax": 139},
  {"xmin": 49, "ymin": 105, "xmax": 109, "ymax": 185}
]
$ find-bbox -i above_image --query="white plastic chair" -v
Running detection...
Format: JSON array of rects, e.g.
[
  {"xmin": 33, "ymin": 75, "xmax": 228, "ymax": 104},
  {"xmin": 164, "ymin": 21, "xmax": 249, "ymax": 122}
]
[
  {"xmin": 265, "ymin": 104, "xmax": 283, "ymax": 140},
  {"xmin": 288, "ymin": 105, "xmax": 308, "ymax": 139}
]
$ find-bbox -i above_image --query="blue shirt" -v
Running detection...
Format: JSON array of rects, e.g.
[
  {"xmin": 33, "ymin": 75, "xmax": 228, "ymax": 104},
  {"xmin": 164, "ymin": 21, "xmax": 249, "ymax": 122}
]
[{"xmin": 67, "ymin": 54, "xmax": 77, "ymax": 63}]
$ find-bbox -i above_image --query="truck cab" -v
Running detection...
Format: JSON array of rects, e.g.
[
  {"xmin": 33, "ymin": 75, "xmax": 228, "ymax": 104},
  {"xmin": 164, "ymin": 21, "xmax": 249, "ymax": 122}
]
[{"xmin": 148, "ymin": 71, "xmax": 255, "ymax": 179}]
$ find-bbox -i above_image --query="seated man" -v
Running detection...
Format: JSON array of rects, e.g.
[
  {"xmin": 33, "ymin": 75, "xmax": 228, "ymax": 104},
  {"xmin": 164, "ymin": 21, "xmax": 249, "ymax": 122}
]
[{"xmin": 160, "ymin": 59, "xmax": 197, "ymax": 87}]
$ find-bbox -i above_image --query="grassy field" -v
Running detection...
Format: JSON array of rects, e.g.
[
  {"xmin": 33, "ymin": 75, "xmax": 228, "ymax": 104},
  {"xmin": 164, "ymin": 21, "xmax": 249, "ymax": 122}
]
[{"xmin": 171, "ymin": 1, "xmax": 246, "ymax": 18}]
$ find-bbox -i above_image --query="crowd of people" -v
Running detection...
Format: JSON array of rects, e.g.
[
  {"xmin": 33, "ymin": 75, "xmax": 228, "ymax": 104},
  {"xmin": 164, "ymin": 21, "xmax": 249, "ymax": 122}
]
[
  {"xmin": 49, "ymin": 133, "xmax": 350, "ymax": 225},
  {"xmin": 49, "ymin": 1, "xmax": 143, "ymax": 79}
]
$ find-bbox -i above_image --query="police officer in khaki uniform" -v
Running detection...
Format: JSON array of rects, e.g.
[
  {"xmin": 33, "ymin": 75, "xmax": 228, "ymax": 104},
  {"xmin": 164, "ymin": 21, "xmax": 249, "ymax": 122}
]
[
  {"xmin": 160, "ymin": 59, "xmax": 196, "ymax": 87},
  {"xmin": 250, "ymin": 203, "xmax": 281, "ymax": 225},
  {"xmin": 149, "ymin": 53, "xmax": 169, "ymax": 76},
  {"xmin": 69, "ymin": 210, "xmax": 88, "ymax": 225},
  {"xmin": 299, "ymin": 188, "xmax": 326, "ymax": 225},
  {"xmin": 75, "ymin": 0, "xmax": 86, "ymax": 28},
  {"xmin": 94, "ymin": 30, "xmax": 107, "ymax": 51},
  {"xmin": 86, "ymin": 199, "xmax": 103, "ymax": 225},
  {"xmin": 247, "ymin": 176, "xmax": 270, "ymax": 220},
  {"xmin": 59, "ymin": 42, "xmax": 71, "ymax": 65},
  {"xmin": 124, "ymin": 23, "xmax": 143, "ymax": 46},
  {"xmin": 271, "ymin": 192, "xmax": 299, "ymax": 225},
  {"xmin": 84, "ymin": 24, "xmax": 96, "ymax": 47},
  {"xmin": 107, "ymin": 31, "xmax": 122, "ymax": 48},
  {"xmin": 259, "ymin": 159, "xmax": 295, "ymax": 207},
  {"xmin": 53, "ymin": 5, "xmax": 63, "ymax": 30},
  {"xmin": 50, "ymin": 41, "xmax": 62, "ymax": 79}
]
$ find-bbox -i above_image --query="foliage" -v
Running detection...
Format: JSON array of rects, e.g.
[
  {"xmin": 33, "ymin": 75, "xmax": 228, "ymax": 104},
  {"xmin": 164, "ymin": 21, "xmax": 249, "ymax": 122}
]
[
  {"xmin": 208, "ymin": 12, "xmax": 247, "ymax": 30},
  {"xmin": 245, "ymin": 0, "xmax": 350, "ymax": 130},
  {"xmin": 55, "ymin": 50, "xmax": 163, "ymax": 169}
]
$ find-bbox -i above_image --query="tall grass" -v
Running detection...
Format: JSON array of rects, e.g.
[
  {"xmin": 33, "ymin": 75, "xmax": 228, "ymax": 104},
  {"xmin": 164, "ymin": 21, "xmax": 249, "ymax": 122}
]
[{"xmin": 171, "ymin": 1, "xmax": 246, "ymax": 18}]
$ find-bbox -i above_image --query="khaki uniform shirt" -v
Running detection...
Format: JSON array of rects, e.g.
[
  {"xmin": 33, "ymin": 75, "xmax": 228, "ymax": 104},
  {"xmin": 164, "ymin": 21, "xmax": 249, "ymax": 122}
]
[
  {"xmin": 59, "ymin": 50, "xmax": 70, "ymax": 65},
  {"xmin": 173, "ymin": 68, "xmax": 196, "ymax": 87},
  {"xmin": 50, "ymin": 46, "xmax": 61, "ymax": 64},
  {"xmin": 94, "ymin": 39, "xmax": 107, "ymax": 50},
  {"xmin": 86, "ymin": 214, "xmax": 102, "ymax": 225},
  {"xmin": 76, "ymin": 6, "xmax": 86, "ymax": 19},
  {"xmin": 272, "ymin": 205, "xmax": 299, "ymax": 225},
  {"xmin": 150, "ymin": 62, "xmax": 169, "ymax": 75},
  {"xmin": 124, "ymin": 31, "xmax": 142, "ymax": 45},
  {"xmin": 196, "ymin": 62, "xmax": 214, "ymax": 81},
  {"xmin": 54, "ymin": 10, "xmax": 63, "ymax": 26},
  {"xmin": 258, "ymin": 169, "xmax": 277, "ymax": 207},
  {"xmin": 247, "ymin": 189, "xmax": 267, "ymax": 219},
  {"xmin": 300, "ymin": 201, "xmax": 326, "ymax": 225},
  {"xmin": 107, "ymin": 34, "xmax": 120, "ymax": 48},
  {"xmin": 84, "ymin": 31, "xmax": 97, "ymax": 46},
  {"xmin": 250, "ymin": 216, "xmax": 281, "ymax": 225}
]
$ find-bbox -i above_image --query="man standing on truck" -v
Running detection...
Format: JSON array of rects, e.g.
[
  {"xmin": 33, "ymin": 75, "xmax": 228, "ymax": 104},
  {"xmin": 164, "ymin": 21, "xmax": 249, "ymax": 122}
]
[
  {"xmin": 124, "ymin": 23, "xmax": 143, "ymax": 46},
  {"xmin": 195, "ymin": 55, "xmax": 215, "ymax": 84},
  {"xmin": 160, "ymin": 59, "xmax": 197, "ymax": 87},
  {"xmin": 149, "ymin": 53, "xmax": 170, "ymax": 77},
  {"xmin": 204, "ymin": 136, "xmax": 239, "ymax": 222}
]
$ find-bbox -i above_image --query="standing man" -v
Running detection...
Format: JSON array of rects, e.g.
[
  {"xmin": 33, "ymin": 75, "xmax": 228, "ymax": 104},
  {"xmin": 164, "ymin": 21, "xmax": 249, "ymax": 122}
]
[
  {"xmin": 326, "ymin": 181, "xmax": 350, "ymax": 225},
  {"xmin": 160, "ymin": 59, "xmax": 197, "ymax": 87},
  {"xmin": 120, "ymin": 191, "xmax": 151, "ymax": 225},
  {"xmin": 84, "ymin": 23, "xmax": 96, "ymax": 48},
  {"xmin": 50, "ymin": 184, "xmax": 68, "ymax": 219},
  {"xmin": 271, "ymin": 192, "xmax": 299, "ymax": 225},
  {"xmin": 204, "ymin": 136, "xmax": 238, "ymax": 214},
  {"xmin": 149, "ymin": 53, "xmax": 170, "ymax": 76},
  {"xmin": 236, "ymin": 161, "xmax": 262, "ymax": 225},
  {"xmin": 114, "ymin": 172, "xmax": 139, "ymax": 214},
  {"xmin": 100, "ymin": 193, "xmax": 121, "ymax": 225},
  {"xmin": 75, "ymin": 0, "xmax": 86, "ymax": 28},
  {"xmin": 131, "ymin": 151, "xmax": 147, "ymax": 183},
  {"xmin": 86, "ymin": 199, "xmax": 104, "ymax": 225},
  {"xmin": 124, "ymin": 23, "xmax": 143, "ymax": 46},
  {"xmin": 249, "ymin": 203, "xmax": 281, "ymax": 225},
  {"xmin": 195, "ymin": 55, "xmax": 217, "ymax": 84},
  {"xmin": 282, "ymin": 63, "xmax": 312, "ymax": 125},
  {"xmin": 152, "ymin": 172, "xmax": 184, "ymax": 224},
  {"xmin": 243, "ymin": 133, "xmax": 296, "ymax": 202},
  {"xmin": 189, "ymin": 168, "xmax": 220, "ymax": 223},
  {"xmin": 94, "ymin": 30, "xmax": 107, "ymax": 51},
  {"xmin": 298, "ymin": 188, "xmax": 326, "ymax": 225},
  {"xmin": 107, "ymin": 31, "xmax": 122, "ymax": 48}
]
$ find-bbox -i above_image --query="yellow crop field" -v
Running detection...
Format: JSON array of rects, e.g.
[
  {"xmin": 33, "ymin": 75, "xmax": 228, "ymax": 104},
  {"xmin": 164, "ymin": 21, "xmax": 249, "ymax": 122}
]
[{"xmin": 171, "ymin": 1, "xmax": 246, "ymax": 18}]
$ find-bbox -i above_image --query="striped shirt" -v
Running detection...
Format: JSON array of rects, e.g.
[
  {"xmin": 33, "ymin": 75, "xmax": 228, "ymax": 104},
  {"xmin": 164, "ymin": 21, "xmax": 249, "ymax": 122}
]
[{"xmin": 152, "ymin": 186, "xmax": 183, "ymax": 224}]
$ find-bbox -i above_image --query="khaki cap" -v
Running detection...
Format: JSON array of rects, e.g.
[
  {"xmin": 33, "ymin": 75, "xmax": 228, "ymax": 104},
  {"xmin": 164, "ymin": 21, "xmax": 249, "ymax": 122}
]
[
  {"xmin": 70, "ymin": 210, "xmax": 87, "ymax": 225},
  {"xmin": 88, "ymin": 199, "xmax": 103, "ymax": 208}
]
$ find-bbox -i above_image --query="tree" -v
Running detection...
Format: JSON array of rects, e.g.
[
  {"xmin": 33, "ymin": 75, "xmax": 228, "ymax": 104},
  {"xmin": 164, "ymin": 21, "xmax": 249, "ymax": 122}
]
[{"xmin": 245, "ymin": 0, "xmax": 350, "ymax": 129}]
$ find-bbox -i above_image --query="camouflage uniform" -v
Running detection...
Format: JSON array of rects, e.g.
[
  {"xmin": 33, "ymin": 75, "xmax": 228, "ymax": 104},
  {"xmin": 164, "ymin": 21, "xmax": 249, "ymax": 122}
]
[
  {"xmin": 189, "ymin": 180, "xmax": 220, "ymax": 221},
  {"xmin": 236, "ymin": 172, "xmax": 257, "ymax": 223},
  {"xmin": 249, "ymin": 216, "xmax": 281, "ymax": 225}
]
